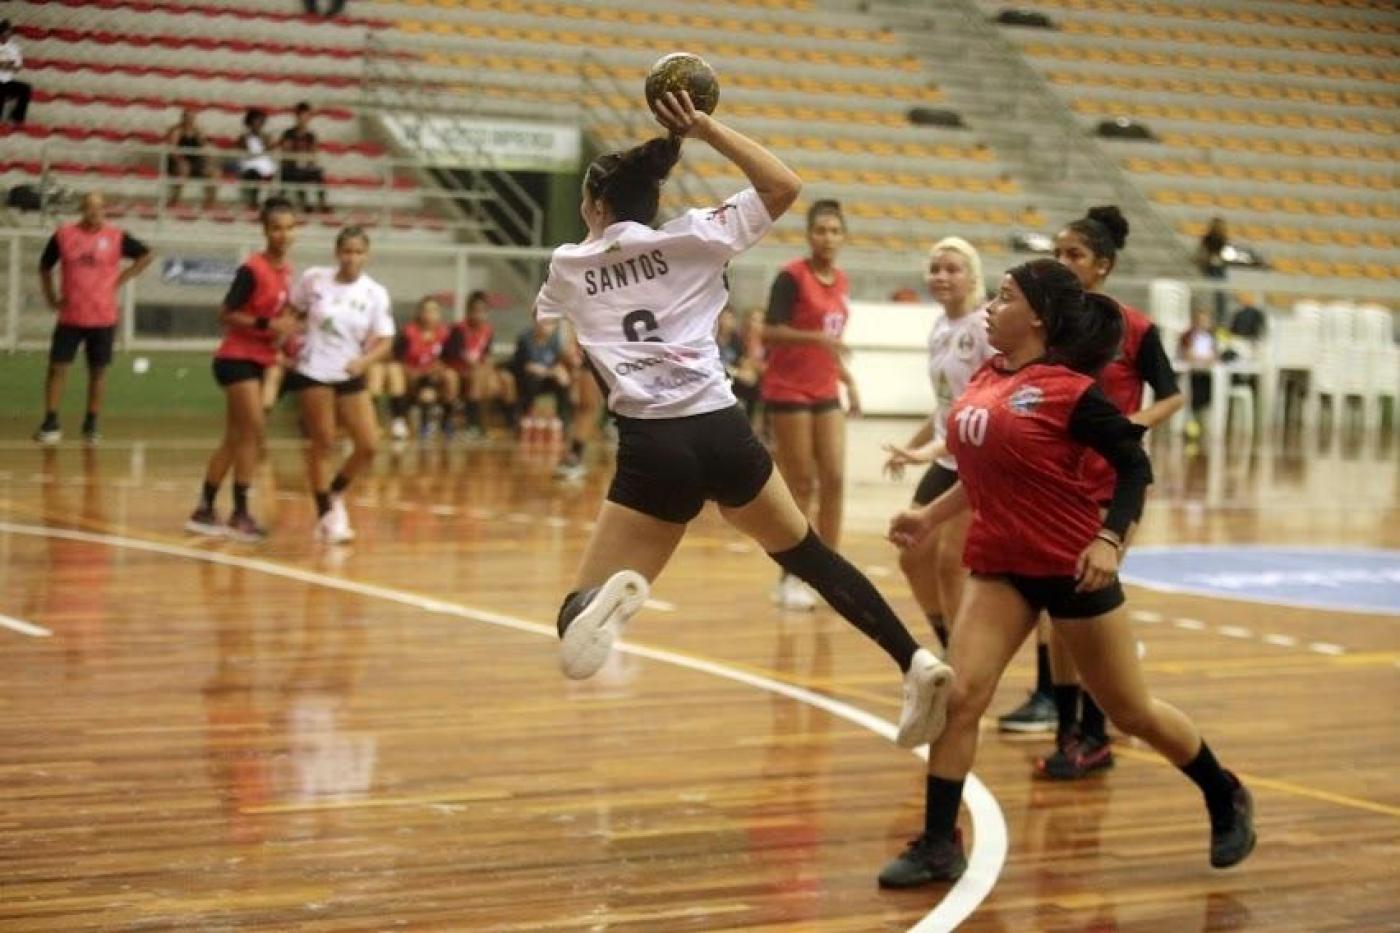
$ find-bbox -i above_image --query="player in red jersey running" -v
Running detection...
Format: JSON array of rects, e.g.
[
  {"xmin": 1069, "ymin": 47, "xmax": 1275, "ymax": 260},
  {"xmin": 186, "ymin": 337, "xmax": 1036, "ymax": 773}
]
[
  {"xmin": 187, "ymin": 198, "xmax": 298, "ymax": 541},
  {"xmin": 1034, "ymin": 205, "xmax": 1185, "ymax": 779},
  {"xmin": 877, "ymin": 259, "xmax": 1254, "ymax": 887},
  {"xmin": 761, "ymin": 199, "xmax": 858, "ymax": 611}
]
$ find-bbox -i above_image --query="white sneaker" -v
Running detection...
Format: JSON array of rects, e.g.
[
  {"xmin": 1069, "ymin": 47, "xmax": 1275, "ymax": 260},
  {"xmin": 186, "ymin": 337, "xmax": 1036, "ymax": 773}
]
[
  {"xmin": 390, "ymin": 417, "xmax": 409, "ymax": 442},
  {"xmin": 559, "ymin": 570, "xmax": 649, "ymax": 680},
  {"xmin": 896, "ymin": 647, "xmax": 955, "ymax": 749},
  {"xmin": 772, "ymin": 575, "xmax": 817, "ymax": 612},
  {"xmin": 316, "ymin": 497, "xmax": 355, "ymax": 545}
]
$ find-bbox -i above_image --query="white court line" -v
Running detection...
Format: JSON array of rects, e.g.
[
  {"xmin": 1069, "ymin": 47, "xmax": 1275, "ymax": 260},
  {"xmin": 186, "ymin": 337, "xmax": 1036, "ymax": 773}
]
[
  {"xmin": 1129, "ymin": 610, "xmax": 1163, "ymax": 624},
  {"xmin": 0, "ymin": 613, "xmax": 52, "ymax": 638},
  {"xmin": 0, "ymin": 520, "xmax": 1006, "ymax": 931},
  {"xmin": 1173, "ymin": 618, "xmax": 1207, "ymax": 631},
  {"xmin": 1308, "ymin": 642, "xmax": 1346, "ymax": 656},
  {"xmin": 1217, "ymin": 625, "xmax": 1254, "ymax": 640},
  {"xmin": 643, "ymin": 598, "xmax": 677, "ymax": 613},
  {"xmin": 1263, "ymin": 634, "xmax": 1298, "ymax": 648}
]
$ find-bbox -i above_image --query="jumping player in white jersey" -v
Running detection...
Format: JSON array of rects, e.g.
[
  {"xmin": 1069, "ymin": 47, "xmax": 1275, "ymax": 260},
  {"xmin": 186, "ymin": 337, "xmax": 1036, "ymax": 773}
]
[
  {"xmin": 538, "ymin": 91, "xmax": 952, "ymax": 749},
  {"xmin": 285, "ymin": 226, "xmax": 395, "ymax": 545}
]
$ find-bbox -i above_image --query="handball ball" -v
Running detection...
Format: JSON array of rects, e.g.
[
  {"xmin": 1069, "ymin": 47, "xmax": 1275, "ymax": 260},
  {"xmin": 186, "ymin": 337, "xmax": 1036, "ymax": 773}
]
[{"xmin": 645, "ymin": 52, "xmax": 720, "ymax": 115}]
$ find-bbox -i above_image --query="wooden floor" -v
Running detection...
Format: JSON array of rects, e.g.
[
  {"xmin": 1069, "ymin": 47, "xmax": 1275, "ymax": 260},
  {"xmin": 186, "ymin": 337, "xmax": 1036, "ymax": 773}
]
[{"xmin": 1, "ymin": 419, "xmax": 1397, "ymax": 931}]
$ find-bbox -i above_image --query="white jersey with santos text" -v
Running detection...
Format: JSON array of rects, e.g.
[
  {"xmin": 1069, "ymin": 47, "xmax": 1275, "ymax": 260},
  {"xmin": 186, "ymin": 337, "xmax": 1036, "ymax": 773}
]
[
  {"xmin": 290, "ymin": 266, "xmax": 395, "ymax": 383},
  {"xmin": 927, "ymin": 303, "xmax": 993, "ymax": 471},
  {"xmin": 535, "ymin": 187, "xmax": 774, "ymax": 419}
]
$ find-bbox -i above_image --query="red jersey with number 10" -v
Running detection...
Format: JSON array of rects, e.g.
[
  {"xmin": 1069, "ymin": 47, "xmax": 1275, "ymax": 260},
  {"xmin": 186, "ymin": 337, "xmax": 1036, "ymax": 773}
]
[
  {"xmin": 214, "ymin": 253, "xmax": 292, "ymax": 366},
  {"xmin": 761, "ymin": 258, "xmax": 849, "ymax": 404},
  {"xmin": 1079, "ymin": 303, "xmax": 1154, "ymax": 503},
  {"xmin": 948, "ymin": 357, "xmax": 1101, "ymax": 577},
  {"xmin": 401, "ymin": 321, "xmax": 449, "ymax": 370}
]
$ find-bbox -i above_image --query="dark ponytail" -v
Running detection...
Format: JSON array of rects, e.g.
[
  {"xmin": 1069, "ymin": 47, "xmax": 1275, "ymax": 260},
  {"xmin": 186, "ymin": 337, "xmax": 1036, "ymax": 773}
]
[
  {"xmin": 1065, "ymin": 204, "xmax": 1129, "ymax": 271},
  {"xmin": 1009, "ymin": 258, "xmax": 1124, "ymax": 376},
  {"xmin": 584, "ymin": 135, "xmax": 683, "ymax": 226}
]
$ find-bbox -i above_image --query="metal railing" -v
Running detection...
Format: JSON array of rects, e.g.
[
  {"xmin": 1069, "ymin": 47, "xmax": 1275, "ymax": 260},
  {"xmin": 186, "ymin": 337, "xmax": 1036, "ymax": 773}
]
[{"xmin": 361, "ymin": 34, "xmax": 544, "ymax": 247}]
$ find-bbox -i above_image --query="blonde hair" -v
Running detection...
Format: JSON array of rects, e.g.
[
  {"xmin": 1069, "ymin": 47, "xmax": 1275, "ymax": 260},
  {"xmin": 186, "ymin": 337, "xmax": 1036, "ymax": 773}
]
[{"xmin": 927, "ymin": 236, "xmax": 985, "ymax": 305}]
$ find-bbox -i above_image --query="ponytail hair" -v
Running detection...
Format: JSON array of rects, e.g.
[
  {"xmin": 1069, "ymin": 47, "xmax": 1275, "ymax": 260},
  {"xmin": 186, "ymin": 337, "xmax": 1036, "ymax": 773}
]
[
  {"xmin": 584, "ymin": 135, "xmax": 682, "ymax": 227},
  {"xmin": 1008, "ymin": 258, "xmax": 1123, "ymax": 375},
  {"xmin": 1064, "ymin": 204, "xmax": 1129, "ymax": 272}
]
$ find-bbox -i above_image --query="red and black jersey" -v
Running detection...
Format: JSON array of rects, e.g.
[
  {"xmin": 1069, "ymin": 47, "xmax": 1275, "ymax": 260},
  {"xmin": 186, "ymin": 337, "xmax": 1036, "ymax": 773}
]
[
  {"xmin": 443, "ymin": 320, "xmax": 494, "ymax": 369},
  {"xmin": 214, "ymin": 252, "xmax": 292, "ymax": 366},
  {"xmin": 397, "ymin": 321, "xmax": 449, "ymax": 370},
  {"xmin": 1079, "ymin": 303, "xmax": 1179, "ymax": 504},
  {"xmin": 760, "ymin": 258, "xmax": 849, "ymax": 404},
  {"xmin": 950, "ymin": 357, "xmax": 1151, "ymax": 577}
]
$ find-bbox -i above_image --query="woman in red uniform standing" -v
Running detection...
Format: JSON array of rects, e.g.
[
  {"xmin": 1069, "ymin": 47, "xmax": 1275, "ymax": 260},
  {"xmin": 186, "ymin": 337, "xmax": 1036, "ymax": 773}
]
[
  {"xmin": 761, "ymin": 199, "xmax": 858, "ymax": 611},
  {"xmin": 1036, "ymin": 205, "xmax": 1185, "ymax": 779},
  {"xmin": 877, "ymin": 259, "xmax": 1253, "ymax": 887},
  {"xmin": 186, "ymin": 197, "xmax": 298, "ymax": 541}
]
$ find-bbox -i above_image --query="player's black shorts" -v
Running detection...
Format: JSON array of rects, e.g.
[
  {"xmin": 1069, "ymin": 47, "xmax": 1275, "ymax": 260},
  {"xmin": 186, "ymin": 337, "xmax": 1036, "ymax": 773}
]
[
  {"xmin": 212, "ymin": 357, "xmax": 266, "ymax": 387},
  {"xmin": 979, "ymin": 572, "xmax": 1125, "ymax": 620},
  {"xmin": 913, "ymin": 462, "xmax": 959, "ymax": 506},
  {"xmin": 765, "ymin": 397, "xmax": 841, "ymax": 415},
  {"xmin": 284, "ymin": 370, "xmax": 367, "ymax": 396},
  {"xmin": 49, "ymin": 324, "xmax": 115, "ymax": 368},
  {"xmin": 608, "ymin": 404, "xmax": 774, "ymax": 524}
]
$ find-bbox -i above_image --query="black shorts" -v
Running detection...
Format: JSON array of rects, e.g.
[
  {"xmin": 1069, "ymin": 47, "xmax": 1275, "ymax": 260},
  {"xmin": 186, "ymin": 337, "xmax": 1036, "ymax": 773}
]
[
  {"xmin": 979, "ymin": 572, "xmax": 1125, "ymax": 620},
  {"xmin": 49, "ymin": 325, "xmax": 115, "ymax": 368},
  {"xmin": 609, "ymin": 404, "xmax": 774, "ymax": 524},
  {"xmin": 765, "ymin": 397, "xmax": 841, "ymax": 415},
  {"xmin": 913, "ymin": 462, "xmax": 959, "ymax": 506},
  {"xmin": 212, "ymin": 357, "xmax": 266, "ymax": 387},
  {"xmin": 284, "ymin": 370, "xmax": 367, "ymax": 396}
]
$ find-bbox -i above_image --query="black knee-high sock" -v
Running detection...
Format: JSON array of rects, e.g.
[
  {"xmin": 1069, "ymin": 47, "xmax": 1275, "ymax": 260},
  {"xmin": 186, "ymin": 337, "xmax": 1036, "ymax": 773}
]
[
  {"xmin": 1179, "ymin": 741, "xmax": 1240, "ymax": 829},
  {"xmin": 1080, "ymin": 693, "xmax": 1108, "ymax": 742},
  {"xmin": 232, "ymin": 483, "xmax": 250, "ymax": 517},
  {"xmin": 770, "ymin": 529, "xmax": 920, "ymax": 671},
  {"xmin": 1053, "ymin": 683, "xmax": 1081, "ymax": 740},
  {"xmin": 1035, "ymin": 642, "xmax": 1053, "ymax": 696},
  {"xmin": 330, "ymin": 473, "xmax": 349, "ymax": 495},
  {"xmin": 314, "ymin": 491, "xmax": 332, "ymax": 517},
  {"xmin": 200, "ymin": 481, "xmax": 219, "ymax": 511},
  {"xmin": 925, "ymin": 775, "xmax": 965, "ymax": 840},
  {"xmin": 926, "ymin": 613, "xmax": 949, "ymax": 650}
]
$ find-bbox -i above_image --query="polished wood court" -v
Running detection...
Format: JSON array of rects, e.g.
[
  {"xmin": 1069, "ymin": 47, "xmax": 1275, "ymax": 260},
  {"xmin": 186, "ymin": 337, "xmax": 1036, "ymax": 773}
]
[{"xmin": 0, "ymin": 419, "xmax": 1397, "ymax": 931}]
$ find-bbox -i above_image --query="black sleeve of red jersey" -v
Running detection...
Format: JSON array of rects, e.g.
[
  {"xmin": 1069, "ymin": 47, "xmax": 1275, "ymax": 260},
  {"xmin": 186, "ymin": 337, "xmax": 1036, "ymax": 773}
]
[
  {"xmin": 1135, "ymin": 325, "xmax": 1180, "ymax": 400},
  {"xmin": 1069, "ymin": 385, "xmax": 1153, "ymax": 538},
  {"xmin": 120, "ymin": 233, "xmax": 151, "ymax": 261},
  {"xmin": 222, "ymin": 266, "xmax": 256, "ymax": 311},
  {"xmin": 39, "ymin": 235, "xmax": 60, "ymax": 272},
  {"xmin": 765, "ymin": 271, "xmax": 798, "ymax": 326}
]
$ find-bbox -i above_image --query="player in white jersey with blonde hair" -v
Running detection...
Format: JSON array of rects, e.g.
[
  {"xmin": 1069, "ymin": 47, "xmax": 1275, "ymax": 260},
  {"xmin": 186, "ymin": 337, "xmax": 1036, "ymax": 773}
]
[
  {"xmin": 537, "ymin": 90, "xmax": 952, "ymax": 749},
  {"xmin": 285, "ymin": 225, "xmax": 395, "ymax": 545},
  {"xmin": 883, "ymin": 237, "xmax": 993, "ymax": 650}
]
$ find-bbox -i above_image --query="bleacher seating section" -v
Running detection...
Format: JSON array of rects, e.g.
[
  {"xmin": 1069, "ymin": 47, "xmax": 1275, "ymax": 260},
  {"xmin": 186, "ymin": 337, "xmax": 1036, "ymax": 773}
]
[{"xmin": 981, "ymin": 0, "xmax": 1399, "ymax": 283}]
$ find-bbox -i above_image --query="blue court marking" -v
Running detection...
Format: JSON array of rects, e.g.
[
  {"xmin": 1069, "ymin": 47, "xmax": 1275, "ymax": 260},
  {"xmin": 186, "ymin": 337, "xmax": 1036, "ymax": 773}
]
[{"xmin": 1121, "ymin": 546, "xmax": 1400, "ymax": 617}]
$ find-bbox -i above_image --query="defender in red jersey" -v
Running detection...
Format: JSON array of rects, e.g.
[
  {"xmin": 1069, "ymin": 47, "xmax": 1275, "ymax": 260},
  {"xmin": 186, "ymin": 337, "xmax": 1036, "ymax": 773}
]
[
  {"xmin": 33, "ymin": 192, "xmax": 153, "ymax": 446},
  {"xmin": 187, "ymin": 198, "xmax": 299, "ymax": 542},
  {"xmin": 761, "ymin": 199, "xmax": 859, "ymax": 610},
  {"xmin": 878, "ymin": 260, "xmax": 1254, "ymax": 888},
  {"xmin": 1033, "ymin": 206, "xmax": 1184, "ymax": 777}
]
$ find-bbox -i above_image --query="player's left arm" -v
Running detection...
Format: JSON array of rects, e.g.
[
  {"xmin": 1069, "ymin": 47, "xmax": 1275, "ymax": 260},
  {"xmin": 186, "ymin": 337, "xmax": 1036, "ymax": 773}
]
[
  {"xmin": 116, "ymin": 234, "xmax": 154, "ymax": 288},
  {"xmin": 1130, "ymin": 325, "xmax": 1184, "ymax": 428},
  {"xmin": 1069, "ymin": 385, "xmax": 1153, "ymax": 591}
]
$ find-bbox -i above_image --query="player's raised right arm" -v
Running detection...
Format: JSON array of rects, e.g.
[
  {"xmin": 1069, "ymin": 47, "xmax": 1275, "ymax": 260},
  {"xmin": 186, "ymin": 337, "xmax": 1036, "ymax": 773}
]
[{"xmin": 652, "ymin": 91, "xmax": 801, "ymax": 221}]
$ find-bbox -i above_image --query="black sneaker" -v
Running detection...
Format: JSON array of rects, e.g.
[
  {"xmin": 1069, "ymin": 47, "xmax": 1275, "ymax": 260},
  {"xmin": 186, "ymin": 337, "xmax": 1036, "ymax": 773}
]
[
  {"xmin": 185, "ymin": 505, "xmax": 224, "ymax": 536},
  {"xmin": 997, "ymin": 690, "xmax": 1057, "ymax": 733},
  {"xmin": 1036, "ymin": 732, "xmax": 1114, "ymax": 780},
  {"xmin": 878, "ymin": 829, "xmax": 967, "ymax": 889},
  {"xmin": 1210, "ymin": 777, "xmax": 1257, "ymax": 869},
  {"xmin": 33, "ymin": 424, "xmax": 61, "ymax": 445},
  {"xmin": 81, "ymin": 426, "xmax": 101, "ymax": 446},
  {"xmin": 226, "ymin": 512, "xmax": 269, "ymax": 544}
]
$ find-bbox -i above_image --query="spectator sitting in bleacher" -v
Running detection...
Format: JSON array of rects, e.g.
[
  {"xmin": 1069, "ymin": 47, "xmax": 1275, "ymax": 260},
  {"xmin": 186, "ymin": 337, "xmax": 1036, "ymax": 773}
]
[
  {"xmin": 0, "ymin": 20, "xmax": 32, "ymax": 126},
  {"xmin": 1229, "ymin": 293, "xmax": 1267, "ymax": 346},
  {"xmin": 165, "ymin": 109, "xmax": 216, "ymax": 210},
  {"xmin": 443, "ymin": 290, "xmax": 504, "ymax": 438},
  {"xmin": 234, "ymin": 108, "xmax": 278, "ymax": 210},
  {"xmin": 280, "ymin": 103, "xmax": 329, "ymax": 214}
]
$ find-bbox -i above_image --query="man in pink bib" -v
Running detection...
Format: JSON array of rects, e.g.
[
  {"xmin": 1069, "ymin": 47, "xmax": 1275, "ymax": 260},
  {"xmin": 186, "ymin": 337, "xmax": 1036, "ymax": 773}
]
[{"xmin": 33, "ymin": 192, "xmax": 153, "ymax": 445}]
